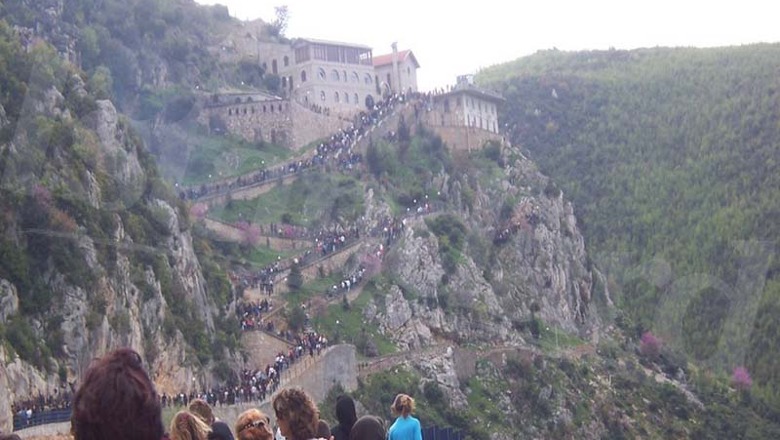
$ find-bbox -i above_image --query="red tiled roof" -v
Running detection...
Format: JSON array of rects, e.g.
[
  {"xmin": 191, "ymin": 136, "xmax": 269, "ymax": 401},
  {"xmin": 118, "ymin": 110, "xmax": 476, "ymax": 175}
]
[{"xmin": 373, "ymin": 50, "xmax": 420, "ymax": 68}]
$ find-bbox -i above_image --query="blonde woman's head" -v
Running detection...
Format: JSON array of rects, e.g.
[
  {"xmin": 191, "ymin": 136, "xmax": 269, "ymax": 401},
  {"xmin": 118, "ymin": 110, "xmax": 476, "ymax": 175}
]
[{"xmin": 390, "ymin": 394, "xmax": 415, "ymax": 417}]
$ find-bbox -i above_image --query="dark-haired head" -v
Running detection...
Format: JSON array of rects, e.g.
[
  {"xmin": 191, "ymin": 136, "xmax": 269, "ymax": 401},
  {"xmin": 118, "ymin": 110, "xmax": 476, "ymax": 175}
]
[
  {"xmin": 349, "ymin": 415, "xmax": 385, "ymax": 440},
  {"xmin": 71, "ymin": 348, "xmax": 164, "ymax": 440},
  {"xmin": 335, "ymin": 395, "xmax": 357, "ymax": 432}
]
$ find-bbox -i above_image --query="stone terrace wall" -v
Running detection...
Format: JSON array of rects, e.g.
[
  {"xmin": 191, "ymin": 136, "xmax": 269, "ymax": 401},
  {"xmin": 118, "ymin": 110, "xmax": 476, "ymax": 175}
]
[
  {"xmin": 198, "ymin": 100, "xmax": 294, "ymax": 147},
  {"xmin": 289, "ymin": 101, "xmax": 353, "ymax": 151},
  {"xmin": 427, "ymin": 125, "xmax": 504, "ymax": 152}
]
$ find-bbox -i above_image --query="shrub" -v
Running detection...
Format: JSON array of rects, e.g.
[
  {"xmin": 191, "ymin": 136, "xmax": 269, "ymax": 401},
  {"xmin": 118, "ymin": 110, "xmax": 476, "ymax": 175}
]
[
  {"xmin": 640, "ymin": 331, "xmax": 661, "ymax": 359},
  {"xmin": 732, "ymin": 366, "xmax": 753, "ymax": 391}
]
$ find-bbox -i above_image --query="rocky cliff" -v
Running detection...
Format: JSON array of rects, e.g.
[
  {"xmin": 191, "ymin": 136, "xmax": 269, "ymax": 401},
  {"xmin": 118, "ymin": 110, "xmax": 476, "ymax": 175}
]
[
  {"xmin": 361, "ymin": 142, "xmax": 602, "ymax": 352},
  {"xmin": 0, "ymin": 74, "xmax": 229, "ymax": 433}
]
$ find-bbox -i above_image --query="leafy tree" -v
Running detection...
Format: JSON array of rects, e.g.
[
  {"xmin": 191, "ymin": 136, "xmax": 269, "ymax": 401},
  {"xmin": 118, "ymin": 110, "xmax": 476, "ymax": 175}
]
[
  {"xmin": 287, "ymin": 261, "xmax": 303, "ymax": 291},
  {"xmin": 268, "ymin": 5, "xmax": 289, "ymax": 39}
]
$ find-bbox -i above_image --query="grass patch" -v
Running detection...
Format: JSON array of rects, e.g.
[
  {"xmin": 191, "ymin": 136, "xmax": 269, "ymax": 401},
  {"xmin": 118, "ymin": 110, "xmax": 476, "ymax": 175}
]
[
  {"xmin": 172, "ymin": 124, "xmax": 293, "ymax": 186},
  {"xmin": 311, "ymin": 281, "xmax": 396, "ymax": 356},
  {"xmin": 208, "ymin": 171, "xmax": 365, "ymax": 228},
  {"xmin": 533, "ymin": 323, "xmax": 584, "ymax": 353}
]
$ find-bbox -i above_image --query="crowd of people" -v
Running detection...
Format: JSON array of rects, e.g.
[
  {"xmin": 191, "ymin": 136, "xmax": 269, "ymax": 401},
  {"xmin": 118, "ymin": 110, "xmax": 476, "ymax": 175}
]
[
  {"xmin": 10, "ymin": 389, "xmax": 72, "ymax": 430},
  {"xmin": 239, "ymin": 298, "xmax": 273, "ymax": 331},
  {"xmin": 5, "ymin": 347, "xmax": 428, "ymax": 440},
  {"xmin": 179, "ymin": 90, "xmax": 414, "ymax": 202}
]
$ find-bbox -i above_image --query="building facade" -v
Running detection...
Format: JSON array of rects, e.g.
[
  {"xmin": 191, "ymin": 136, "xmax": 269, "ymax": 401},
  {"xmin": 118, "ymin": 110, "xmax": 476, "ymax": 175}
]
[
  {"xmin": 373, "ymin": 43, "xmax": 420, "ymax": 94},
  {"xmin": 422, "ymin": 75, "xmax": 505, "ymax": 151},
  {"xmin": 281, "ymin": 38, "xmax": 379, "ymax": 115}
]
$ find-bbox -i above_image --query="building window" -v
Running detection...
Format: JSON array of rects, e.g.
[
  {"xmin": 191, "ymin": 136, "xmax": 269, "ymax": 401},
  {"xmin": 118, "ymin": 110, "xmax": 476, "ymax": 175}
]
[
  {"xmin": 272, "ymin": 59, "xmax": 278, "ymax": 75},
  {"xmin": 354, "ymin": 93, "xmax": 359, "ymax": 105},
  {"xmin": 301, "ymin": 70, "xmax": 307, "ymax": 82},
  {"xmin": 263, "ymin": 105, "xmax": 267, "ymax": 112},
  {"xmin": 321, "ymin": 91, "xmax": 326, "ymax": 101},
  {"xmin": 278, "ymin": 104, "xmax": 282, "ymax": 112},
  {"xmin": 407, "ymin": 66, "xmax": 410, "ymax": 75},
  {"xmin": 251, "ymin": 107, "xmax": 255, "ymax": 114},
  {"xmin": 352, "ymin": 72, "xmax": 359, "ymax": 83},
  {"xmin": 344, "ymin": 93, "xmax": 349, "ymax": 103},
  {"xmin": 331, "ymin": 69, "xmax": 340, "ymax": 81},
  {"xmin": 364, "ymin": 73, "xmax": 372, "ymax": 84},
  {"xmin": 334, "ymin": 91, "xmax": 340, "ymax": 102},
  {"xmin": 228, "ymin": 109, "xmax": 232, "ymax": 115},
  {"xmin": 283, "ymin": 56, "xmax": 289, "ymax": 67},
  {"xmin": 343, "ymin": 70, "xmax": 348, "ymax": 81},
  {"xmin": 318, "ymin": 68, "xmax": 326, "ymax": 81},
  {"xmin": 270, "ymin": 105, "xmax": 274, "ymax": 113}
]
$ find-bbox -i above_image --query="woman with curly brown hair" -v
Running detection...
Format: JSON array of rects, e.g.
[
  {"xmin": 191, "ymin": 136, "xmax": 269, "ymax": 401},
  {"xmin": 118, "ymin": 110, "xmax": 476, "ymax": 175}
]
[
  {"xmin": 71, "ymin": 348, "xmax": 164, "ymax": 440},
  {"xmin": 272, "ymin": 388, "xmax": 319, "ymax": 440},
  {"xmin": 169, "ymin": 410, "xmax": 212, "ymax": 440},
  {"xmin": 235, "ymin": 408, "xmax": 273, "ymax": 440}
]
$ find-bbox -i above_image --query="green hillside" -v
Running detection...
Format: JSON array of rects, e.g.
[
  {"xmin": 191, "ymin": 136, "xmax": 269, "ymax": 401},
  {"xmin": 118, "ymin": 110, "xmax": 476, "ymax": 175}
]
[{"xmin": 479, "ymin": 45, "xmax": 780, "ymax": 405}]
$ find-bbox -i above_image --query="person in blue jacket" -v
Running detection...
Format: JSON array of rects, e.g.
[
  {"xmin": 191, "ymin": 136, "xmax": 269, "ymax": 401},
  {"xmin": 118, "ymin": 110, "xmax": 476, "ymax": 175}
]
[{"xmin": 387, "ymin": 394, "xmax": 421, "ymax": 440}]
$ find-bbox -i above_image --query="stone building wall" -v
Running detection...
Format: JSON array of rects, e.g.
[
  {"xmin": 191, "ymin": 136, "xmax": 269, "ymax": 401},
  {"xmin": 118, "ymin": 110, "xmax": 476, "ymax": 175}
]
[
  {"xmin": 426, "ymin": 124, "xmax": 504, "ymax": 152},
  {"xmin": 198, "ymin": 99, "xmax": 294, "ymax": 147},
  {"xmin": 289, "ymin": 100, "xmax": 353, "ymax": 151}
]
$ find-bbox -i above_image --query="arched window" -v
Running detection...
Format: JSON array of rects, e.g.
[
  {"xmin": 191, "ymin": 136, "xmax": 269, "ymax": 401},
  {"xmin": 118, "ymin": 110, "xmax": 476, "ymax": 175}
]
[
  {"xmin": 270, "ymin": 105, "xmax": 274, "ymax": 113},
  {"xmin": 321, "ymin": 91, "xmax": 326, "ymax": 101},
  {"xmin": 235, "ymin": 97, "xmax": 242, "ymax": 103},
  {"xmin": 331, "ymin": 69, "xmax": 340, "ymax": 81},
  {"xmin": 301, "ymin": 70, "xmax": 307, "ymax": 82},
  {"xmin": 228, "ymin": 109, "xmax": 232, "ymax": 115},
  {"xmin": 354, "ymin": 93, "xmax": 359, "ymax": 105},
  {"xmin": 318, "ymin": 68, "xmax": 326, "ymax": 81},
  {"xmin": 263, "ymin": 105, "xmax": 267, "ymax": 112},
  {"xmin": 278, "ymin": 104, "xmax": 282, "ymax": 112},
  {"xmin": 272, "ymin": 59, "xmax": 278, "ymax": 75},
  {"xmin": 334, "ymin": 91, "xmax": 340, "ymax": 102},
  {"xmin": 343, "ymin": 70, "xmax": 347, "ymax": 81},
  {"xmin": 364, "ymin": 73, "xmax": 372, "ymax": 85},
  {"xmin": 352, "ymin": 72, "xmax": 359, "ymax": 83},
  {"xmin": 344, "ymin": 93, "xmax": 349, "ymax": 103},
  {"xmin": 283, "ymin": 56, "xmax": 289, "ymax": 67}
]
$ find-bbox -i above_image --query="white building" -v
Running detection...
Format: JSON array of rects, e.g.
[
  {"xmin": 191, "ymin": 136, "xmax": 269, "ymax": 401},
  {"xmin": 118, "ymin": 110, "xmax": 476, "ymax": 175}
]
[
  {"xmin": 373, "ymin": 43, "xmax": 420, "ymax": 95},
  {"xmin": 282, "ymin": 38, "xmax": 379, "ymax": 114}
]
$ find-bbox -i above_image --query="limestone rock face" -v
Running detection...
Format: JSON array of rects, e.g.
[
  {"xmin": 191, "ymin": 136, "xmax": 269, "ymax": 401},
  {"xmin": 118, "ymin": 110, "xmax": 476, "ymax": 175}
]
[
  {"xmin": 84, "ymin": 100, "xmax": 146, "ymax": 210},
  {"xmin": 376, "ymin": 146, "xmax": 602, "ymax": 351},
  {"xmin": 0, "ymin": 92, "xmax": 230, "ymax": 434},
  {"xmin": 417, "ymin": 350, "xmax": 468, "ymax": 409},
  {"xmin": 0, "ymin": 279, "xmax": 19, "ymax": 323},
  {"xmin": 0, "ymin": 104, "xmax": 7, "ymax": 130}
]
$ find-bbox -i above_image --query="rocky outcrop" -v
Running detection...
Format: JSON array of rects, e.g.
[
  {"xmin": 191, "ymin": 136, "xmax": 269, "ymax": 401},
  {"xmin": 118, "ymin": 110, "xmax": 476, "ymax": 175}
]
[
  {"xmin": 0, "ymin": 91, "xmax": 229, "ymax": 433},
  {"xmin": 373, "ymin": 144, "xmax": 602, "ymax": 350},
  {"xmin": 0, "ymin": 280, "xmax": 19, "ymax": 323}
]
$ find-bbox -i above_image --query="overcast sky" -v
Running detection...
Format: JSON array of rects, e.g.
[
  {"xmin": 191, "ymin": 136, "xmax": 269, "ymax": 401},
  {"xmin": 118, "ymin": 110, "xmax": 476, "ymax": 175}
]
[{"xmin": 195, "ymin": 0, "xmax": 780, "ymax": 91}]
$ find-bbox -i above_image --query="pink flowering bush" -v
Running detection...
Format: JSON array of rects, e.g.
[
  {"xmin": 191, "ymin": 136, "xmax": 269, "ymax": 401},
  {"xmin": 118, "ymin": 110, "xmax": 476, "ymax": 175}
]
[
  {"xmin": 732, "ymin": 366, "xmax": 753, "ymax": 391},
  {"xmin": 189, "ymin": 203, "xmax": 208, "ymax": 219},
  {"xmin": 639, "ymin": 331, "xmax": 661, "ymax": 359}
]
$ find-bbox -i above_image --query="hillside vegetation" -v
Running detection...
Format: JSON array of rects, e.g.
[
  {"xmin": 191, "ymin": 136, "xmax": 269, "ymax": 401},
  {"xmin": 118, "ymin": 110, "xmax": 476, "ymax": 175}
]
[{"xmin": 479, "ymin": 45, "xmax": 780, "ymax": 407}]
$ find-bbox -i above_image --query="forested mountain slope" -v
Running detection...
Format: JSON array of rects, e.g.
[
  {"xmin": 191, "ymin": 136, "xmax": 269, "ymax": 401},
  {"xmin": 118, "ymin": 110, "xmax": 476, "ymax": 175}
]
[{"xmin": 479, "ymin": 45, "xmax": 780, "ymax": 406}]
